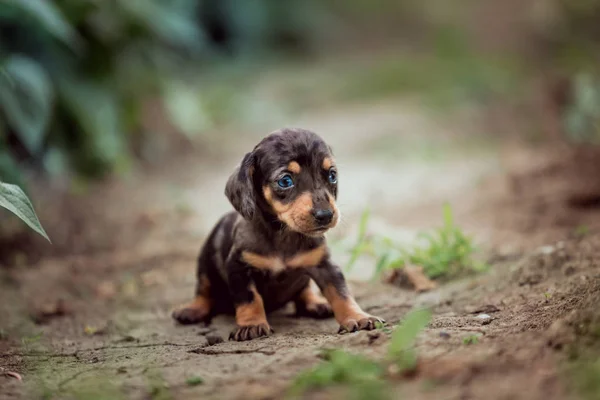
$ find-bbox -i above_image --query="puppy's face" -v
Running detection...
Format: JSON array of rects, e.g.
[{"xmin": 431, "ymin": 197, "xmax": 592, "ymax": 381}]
[{"xmin": 225, "ymin": 128, "xmax": 340, "ymax": 236}]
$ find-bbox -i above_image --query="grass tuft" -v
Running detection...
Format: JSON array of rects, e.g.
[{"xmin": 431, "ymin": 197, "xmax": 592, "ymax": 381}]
[
  {"xmin": 289, "ymin": 349, "xmax": 387, "ymax": 400},
  {"xmin": 345, "ymin": 204, "xmax": 486, "ymax": 281},
  {"xmin": 185, "ymin": 376, "xmax": 204, "ymax": 387},
  {"xmin": 388, "ymin": 308, "xmax": 432, "ymax": 372},
  {"xmin": 289, "ymin": 308, "xmax": 431, "ymax": 398},
  {"xmin": 463, "ymin": 335, "xmax": 479, "ymax": 345}
]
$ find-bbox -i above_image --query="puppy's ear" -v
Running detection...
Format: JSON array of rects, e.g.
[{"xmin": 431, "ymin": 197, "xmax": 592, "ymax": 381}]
[{"xmin": 225, "ymin": 152, "xmax": 257, "ymax": 220}]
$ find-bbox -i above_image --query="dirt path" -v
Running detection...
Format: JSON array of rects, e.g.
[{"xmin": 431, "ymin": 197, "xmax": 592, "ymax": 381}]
[{"xmin": 1, "ymin": 99, "xmax": 599, "ymax": 400}]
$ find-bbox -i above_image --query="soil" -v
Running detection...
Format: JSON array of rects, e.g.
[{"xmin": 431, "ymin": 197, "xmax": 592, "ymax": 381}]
[{"xmin": 2, "ymin": 98, "xmax": 600, "ymax": 400}]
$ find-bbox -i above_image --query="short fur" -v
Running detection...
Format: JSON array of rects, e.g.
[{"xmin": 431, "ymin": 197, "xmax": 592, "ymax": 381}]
[{"xmin": 172, "ymin": 128, "xmax": 384, "ymax": 341}]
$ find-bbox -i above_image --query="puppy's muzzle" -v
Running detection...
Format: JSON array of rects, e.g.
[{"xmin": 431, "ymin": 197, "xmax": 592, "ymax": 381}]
[{"xmin": 312, "ymin": 208, "xmax": 334, "ymax": 227}]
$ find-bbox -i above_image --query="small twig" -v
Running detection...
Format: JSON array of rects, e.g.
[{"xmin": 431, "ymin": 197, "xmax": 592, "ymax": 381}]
[
  {"xmin": 57, "ymin": 368, "xmax": 97, "ymax": 390},
  {"xmin": 0, "ymin": 341, "xmax": 193, "ymax": 359},
  {"xmin": 189, "ymin": 346, "xmax": 276, "ymax": 356},
  {"xmin": 0, "ymin": 367, "xmax": 23, "ymax": 382},
  {"xmin": 452, "ymin": 327, "xmax": 488, "ymax": 334},
  {"xmin": 89, "ymin": 341, "xmax": 192, "ymax": 351},
  {"xmin": 0, "ymin": 352, "xmax": 78, "ymax": 358}
]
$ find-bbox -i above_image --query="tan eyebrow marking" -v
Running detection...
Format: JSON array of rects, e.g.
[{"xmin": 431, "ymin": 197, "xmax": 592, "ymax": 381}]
[
  {"xmin": 263, "ymin": 186, "xmax": 273, "ymax": 204},
  {"xmin": 287, "ymin": 161, "xmax": 301, "ymax": 174},
  {"xmin": 322, "ymin": 157, "xmax": 333, "ymax": 170}
]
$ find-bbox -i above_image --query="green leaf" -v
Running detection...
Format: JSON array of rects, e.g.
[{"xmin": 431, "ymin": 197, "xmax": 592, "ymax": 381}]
[
  {"xmin": 0, "ymin": 56, "xmax": 53, "ymax": 155},
  {"xmin": 388, "ymin": 308, "xmax": 431, "ymax": 364},
  {"xmin": 357, "ymin": 208, "xmax": 370, "ymax": 241},
  {"xmin": 185, "ymin": 376, "xmax": 204, "ymax": 386},
  {"xmin": 463, "ymin": 335, "xmax": 479, "ymax": 345},
  {"xmin": 372, "ymin": 253, "xmax": 389, "ymax": 281},
  {"xmin": 346, "ymin": 208, "xmax": 371, "ymax": 272},
  {"xmin": 120, "ymin": 0, "xmax": 203, "ymax": 49},
  {"xmin": 7, "ymin": 0, "xmax": 80, "ymax": 48},
  {"xmin": 58, "ymin": 78, "xmax": 126, "ymax": 176},
  {"xmin": 0, "ymin": 182, "xmax": 50, "ymax": 242},
  {"xmin": 0, "ymin": 140, "xmax": 25, "ymax": 188},
  {"xmin": 442, "ymin": 202, "xmax": 454, "ymax": 228},
  {"xmin": 163, "ymin": 81, "xmax": 211, "ymax": 138}
]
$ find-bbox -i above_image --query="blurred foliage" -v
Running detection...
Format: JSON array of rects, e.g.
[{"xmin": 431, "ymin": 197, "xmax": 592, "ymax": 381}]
[
  {"xmin": 345, "ymin": 208, "xmax": 371, "ymax": 272},
  {"xmin": 534, "ymin": 0, "xmax": 600, "ymax": 144},
  {"xmin": 563, "ymin": 73, "xmax": 600, "ymax": 144},
  {"xmin": 538, "ymin": 0, "xmax": 600, "ymax": 73},
  {"xmin": 0, "ymin": 0, "xmax": 326, "ymax": 185},
  {"xmin": 185, "ymin": 375, "xmax": 204, "ymax": 387},
  {"xmin": 339, "ymin": 29, "xmax": 526, "ymax": 108},
  {"xmin": 387, "ymin": 308, "xmax": 431, "ymax": 372},
  {"xmin": 0, "ymin": 0, "xmax": 200, "ymax": 182},
  {"xmin": 568, "ymin": 359, "xmax": 600, "ymax": 400},
  {"xmin": 289, "ymin": 349, "xmax": 388, "ymax": 400},
  {"xmin": 289, "ymin": 308, "xmax": 431, "ymax": 399},
  {"xmin": 463, "ymin": 335, "xmax": 480, "ymax": 345},
  {"xmin": 2, "ymin": 0, "xmax": 600, "ymax": 187}
]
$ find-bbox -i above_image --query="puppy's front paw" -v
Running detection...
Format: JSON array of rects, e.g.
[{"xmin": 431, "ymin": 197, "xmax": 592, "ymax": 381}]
[
  {"xmin": 338, "ymin": 315, "xmax": 385, "ymax": 334},
  {"xmin": 229, "ymin": 323, "xmax": 274, "ymax": 341}
]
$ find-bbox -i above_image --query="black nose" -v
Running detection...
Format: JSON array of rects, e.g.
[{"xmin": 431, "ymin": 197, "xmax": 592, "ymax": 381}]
[{"xmin": 313, "ymin": 209, "xmax": 334, "ymax": 226}]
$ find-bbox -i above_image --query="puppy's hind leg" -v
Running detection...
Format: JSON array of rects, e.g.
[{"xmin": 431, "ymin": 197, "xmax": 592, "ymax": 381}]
[
  {"xmin": 172, "ymin": 274, "xmax": 212, "ymax": 325},
  {"xmin": 173, "ymin": 217, "xmax": 229, "ymax": 325},
  {"xmin": 294, "ymin": 279, "xmax": 333, "ymax": 319}
]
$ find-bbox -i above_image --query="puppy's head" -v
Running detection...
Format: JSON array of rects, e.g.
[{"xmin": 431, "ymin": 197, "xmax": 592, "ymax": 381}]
[{"xmin": 225, "ymin": 128, "xmax": 339, "ymax": 236}]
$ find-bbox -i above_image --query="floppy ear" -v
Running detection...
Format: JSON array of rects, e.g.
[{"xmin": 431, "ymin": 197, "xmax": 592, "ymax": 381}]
[{"xmin": 225, "ymin": 152, "xmax": 257, "ymax": 220}]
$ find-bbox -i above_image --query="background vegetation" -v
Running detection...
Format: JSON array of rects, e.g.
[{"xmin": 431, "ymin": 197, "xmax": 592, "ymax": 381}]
[
  {"xmin": 1, "ymin": 0, "xmax": 600, "ymax": 189},
  {"xmin": 0, "ymin": 0, "xmax": 326, "ymax": 185}
]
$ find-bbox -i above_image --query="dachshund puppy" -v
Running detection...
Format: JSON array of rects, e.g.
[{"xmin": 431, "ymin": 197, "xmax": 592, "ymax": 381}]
[{"xmin": 172, "ymin": 128, "xmax": 384, "ymax": 341}]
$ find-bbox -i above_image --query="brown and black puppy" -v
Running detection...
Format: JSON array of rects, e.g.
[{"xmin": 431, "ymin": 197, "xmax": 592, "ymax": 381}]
[{"xmin": 172, "ymin": 128, "xmax": 384, "ymax": 341}]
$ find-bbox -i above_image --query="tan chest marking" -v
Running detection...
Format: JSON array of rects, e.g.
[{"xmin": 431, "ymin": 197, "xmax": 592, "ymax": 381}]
[
  {"xmin": 241, "ymin": 245, "xmax": 326, "ymax": 273},
  {"xmin": 286, "ymin": 246, "xmax": 327, "ymax": 268},
  {"xmin": 241, "ymin": 252, "xmax": 286, "ymax": 273}
]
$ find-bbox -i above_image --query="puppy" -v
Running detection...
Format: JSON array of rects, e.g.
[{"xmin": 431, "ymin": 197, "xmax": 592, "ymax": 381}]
[{"xmin": 172, "ymin": 128, "xmax": 384, "ymax": 341}]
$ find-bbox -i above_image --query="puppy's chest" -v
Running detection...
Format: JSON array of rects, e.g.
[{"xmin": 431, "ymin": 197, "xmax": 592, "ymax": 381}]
[{"xmin": 241, "ymin": 245, "xmax": 326, "ymax": 274}]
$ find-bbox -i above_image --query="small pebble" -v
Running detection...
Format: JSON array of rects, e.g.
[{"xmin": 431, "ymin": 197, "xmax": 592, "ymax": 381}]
[
  {"xmin": 439, "ymin": 331, "xmax": 451, "ymax": 339},
  {"xmin": 537, "ymin": 246, "xmax": 555, "ymax": 255},
  {"xmin": 475, "ymin": 314, "xmax": 492, "ymax": 325},
  {"xmin": 367, "ymin": 332, "xmax": 381, "ymax": 345},
  {"xmin": 206, "ymin": 334, "xmax": 224, "ymax": 346}
]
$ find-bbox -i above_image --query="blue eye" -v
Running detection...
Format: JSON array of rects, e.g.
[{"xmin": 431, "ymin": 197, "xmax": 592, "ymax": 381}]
[
  {"xmin": 277, "ymin": 175, "xmax": 294, "ymax": 189},
  {"xmin": 328, "ymin": 169, "xmax": 337, "ymax": 184}
]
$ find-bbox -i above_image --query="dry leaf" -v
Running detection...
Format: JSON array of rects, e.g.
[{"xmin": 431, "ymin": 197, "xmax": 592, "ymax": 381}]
[
  {"xmin": 385, "ymin": 265, "xmax": 438, "ymax": 292},
  {"xmin": 31, "ymin": 299, "xmax": 70, "ymax": 324},
  {"xmin": 1, "ymin": 368, "xmax": 23, "ymax": 382},
  {"xmin": 96, "ymin": 281, "xmax": 117, "ymax": 299},
  {"xmin": 403, "ymin": 265, "xmax": 438, "ymax": 292}
]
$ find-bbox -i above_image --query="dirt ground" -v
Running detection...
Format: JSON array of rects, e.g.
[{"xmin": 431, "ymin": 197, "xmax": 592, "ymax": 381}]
[{"xmin": 1, "ymin": 97, "xmax": 600, "ymax": 400}]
